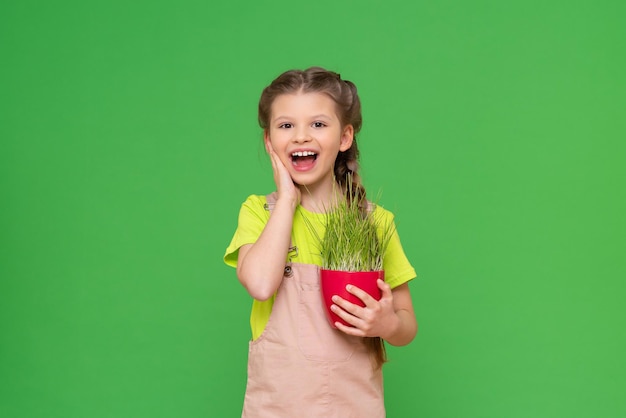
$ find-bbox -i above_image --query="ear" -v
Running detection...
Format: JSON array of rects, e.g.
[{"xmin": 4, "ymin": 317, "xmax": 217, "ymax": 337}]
[
  {"xmin": 339, "ymin": 125, "xmax": 354, "ymax": 152},
  {"xmin": 263, "ymin": 130, "xmax": 272, "ymax": 153}
]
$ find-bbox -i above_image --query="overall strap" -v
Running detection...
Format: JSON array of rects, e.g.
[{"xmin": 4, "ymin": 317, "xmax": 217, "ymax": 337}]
[{"xmin": 263, "ymin": 192, "xmax": 279, "ymax": 212}]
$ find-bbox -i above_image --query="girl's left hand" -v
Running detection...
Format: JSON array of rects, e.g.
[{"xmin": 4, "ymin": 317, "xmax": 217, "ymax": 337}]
[{"xmin": 331, "ymin": 279, "xmax": 400, "ymax": 340}]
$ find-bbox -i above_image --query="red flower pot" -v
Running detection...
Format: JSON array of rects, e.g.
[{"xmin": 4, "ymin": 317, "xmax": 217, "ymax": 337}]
[{"xmin": 320, "ymin": 269, "xmax": 384, "ymax": 328}]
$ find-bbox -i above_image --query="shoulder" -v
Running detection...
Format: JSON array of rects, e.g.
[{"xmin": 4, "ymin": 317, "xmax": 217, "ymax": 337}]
[
  {"xmin": 369, "ymin": 202, "xmax": 396, "ymax": 222},
  {"xmin": 240, "ymin": 193, "xmax": 277, "ymax": 212},
  {"xmin": 241, "ymin": 194, "xmax": 267, "ymax": 208},
  {"xmin": 238, "ymin": 193, "xmax": 276, "ymax": 222}
]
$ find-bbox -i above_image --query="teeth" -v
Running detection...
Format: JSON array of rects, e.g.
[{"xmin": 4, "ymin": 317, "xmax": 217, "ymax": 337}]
[{"xmin": 291, "ymin": 151, "xmax": 316, "ymax": 157}]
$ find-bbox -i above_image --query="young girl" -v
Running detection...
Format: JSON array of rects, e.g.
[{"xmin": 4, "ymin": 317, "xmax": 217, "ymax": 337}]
[{"xmin": 224, "ymin": 67, "xmax": 417, "ymax": 417}]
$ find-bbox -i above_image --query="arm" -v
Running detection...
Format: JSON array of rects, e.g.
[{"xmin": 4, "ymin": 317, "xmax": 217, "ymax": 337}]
[
  {"xmin": 237, "ymin": 199, "xmax": 294, "ymax": 300},
  {"xmin": 236, "ymin": 142, "xmax": 300, "ymax": 301},
  {"xmin": 384, "ymin": 283, "xmax": 418, "ymax": 346},
  {"xmin": 331, "ymin": 281, "xmax": 418, "ymax": 346}
]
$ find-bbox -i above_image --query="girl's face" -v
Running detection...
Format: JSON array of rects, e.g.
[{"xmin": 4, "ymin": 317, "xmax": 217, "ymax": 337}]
[{"xmin": 264, "ymin": 91, "xmax": 353, "ymax": 193}]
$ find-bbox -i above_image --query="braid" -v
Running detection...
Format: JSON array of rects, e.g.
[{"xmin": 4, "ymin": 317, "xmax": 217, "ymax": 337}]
[
  {"xmin": 334, "ymin": 149, "xmax": 367, "ymax": 213},
  {"xmin": 332, "ymin": 78, "xmax": 387, "ymax": 369},
  {"xmin": 333, "ymin": 78, "xmax": 368, "ymax": 214},
  {"xmin": 336, "ymin": 150, "xmax": 388, "ymax": 369}
]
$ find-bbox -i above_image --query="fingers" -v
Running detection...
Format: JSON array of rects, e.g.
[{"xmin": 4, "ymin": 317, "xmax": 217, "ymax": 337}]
[
  {"xmin": 349, "ymin": 284, "xmax": 378, "ymax": 306},
  {"xmin": 330, "ymin": 300, "xmax": 365, "ymax": 334},
  {"xmin": 330, "ymin": 288, "xmax": 374, "ymax": 332},
  {"xmin": 265, "ymin": 140, "xmax": 299, "ymax": 210},
  {"xmin": 266, "ymin": 142, "xmax": 287, "ymax": 180},
  {"xmin": 334, "ymin": 319, "xmax": 366, "ymax": 337},
  {"xmin": 332, "ymin": 281, "xmax": 396, "ymax": 338},
  {"xmin": 266, "ymin": 142, "xmax": 280, "ymax": 172},
  {"xmin": 266, "ymin": 140, "xmax": 283, "ymax": 173},
  {"xmin": 332, "ymin": 294, "xmax": 365, "ymax": 319},
  {"xmin": 377, "ymin": 279, "xmax": 393, "ymax": 300},
  {"xmin": 338, "ymin": 281, "xmax": 390, "ymax": 308}
]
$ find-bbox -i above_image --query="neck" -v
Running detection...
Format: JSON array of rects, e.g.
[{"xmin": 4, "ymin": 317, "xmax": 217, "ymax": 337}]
[{"xmin": 298, "ymin": 182, "xmax": 344, "ymax": 213}]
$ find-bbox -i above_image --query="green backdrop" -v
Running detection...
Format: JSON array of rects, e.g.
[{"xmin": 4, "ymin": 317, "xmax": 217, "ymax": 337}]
[{"xmin": 1, "ymin": 1, "xmax": 624, "ymax": 417}]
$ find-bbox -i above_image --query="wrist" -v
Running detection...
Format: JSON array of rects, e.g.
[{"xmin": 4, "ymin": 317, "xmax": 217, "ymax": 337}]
[
  {"xmin": 383, "ymin": 310, "xmax": 417, "ymax": 346},
  {"xmin": 381, "ymin": 312, "xmax": 402, "ymax": 342},
  {"xmin": 274, "ymin": 196, "xmax": 298, "ymax": 212}
]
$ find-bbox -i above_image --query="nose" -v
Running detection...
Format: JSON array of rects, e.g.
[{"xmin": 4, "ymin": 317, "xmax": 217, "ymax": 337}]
[{"xmin": 292, "ymin": 126, "xmax": 312, "ymax": 143}]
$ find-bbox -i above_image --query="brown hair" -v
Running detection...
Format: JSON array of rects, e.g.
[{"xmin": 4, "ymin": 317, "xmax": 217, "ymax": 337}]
[{"xmin": 258, "ymin": 67, "xmax": 387, "ymax": 369}]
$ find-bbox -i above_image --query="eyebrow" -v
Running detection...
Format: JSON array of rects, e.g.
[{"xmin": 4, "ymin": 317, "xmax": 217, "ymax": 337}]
[
  {"xmin": 272, "ymin": 114, "xmax": 333, "ymax": 123},
  {"xmin": 311, "ymin": 114, "xmax": 332, "ymax": 120}
]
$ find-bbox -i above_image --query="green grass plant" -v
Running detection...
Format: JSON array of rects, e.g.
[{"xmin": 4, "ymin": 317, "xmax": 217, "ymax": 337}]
[{"xmin": 304, "ymin": 177, "xmax": 395, "ymax": 272}]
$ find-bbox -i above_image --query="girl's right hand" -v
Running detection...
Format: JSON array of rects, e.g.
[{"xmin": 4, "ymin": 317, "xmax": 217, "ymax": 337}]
[
  {"xmin": 237, "ymin": 141, "xmax": 300, "ymax": 301},
  {"xmin": 266, "ymin": 140, "xmax": 300, "ymax": 209}
]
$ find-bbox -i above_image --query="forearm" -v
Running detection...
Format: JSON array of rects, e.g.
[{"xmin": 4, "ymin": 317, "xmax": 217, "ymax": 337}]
[
  {"xmin": 383, "ymin": 308, "xmax": 418, "ymax": 346},
  {"xmin": 237, "ymin": 199, "xmax": 295, "ymax": 300}
]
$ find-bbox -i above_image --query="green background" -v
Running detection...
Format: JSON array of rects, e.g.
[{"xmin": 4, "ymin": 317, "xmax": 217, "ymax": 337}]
[{"xmin": 1, "ymin": 0, "xmax": 624, "ymax": 417}]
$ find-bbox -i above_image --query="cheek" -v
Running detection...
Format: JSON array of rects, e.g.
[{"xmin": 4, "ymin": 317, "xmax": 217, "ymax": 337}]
[{"xmin": 268, "ymin": 129, "xmax": 286, "ymax": 144}]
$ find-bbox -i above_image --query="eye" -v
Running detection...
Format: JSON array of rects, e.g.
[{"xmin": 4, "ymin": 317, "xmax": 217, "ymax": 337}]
[
  {"xmin": 312, "ymin": 121, "xmax": 326, "ymax": 128},
  {"xmin": 279, "ymin": 123, "xmax": 293, "ymax": 129}
]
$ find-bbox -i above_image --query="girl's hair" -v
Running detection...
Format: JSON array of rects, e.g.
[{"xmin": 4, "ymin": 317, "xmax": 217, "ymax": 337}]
[{"xmin": 258, "ymin": 67, "xmax": 387, "ymax": 369}]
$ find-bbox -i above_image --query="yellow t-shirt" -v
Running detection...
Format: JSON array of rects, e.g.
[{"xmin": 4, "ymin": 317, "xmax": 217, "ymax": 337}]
[{"xmin": 224, "ymin": 194, "xmax": 417, "ymax": 340}]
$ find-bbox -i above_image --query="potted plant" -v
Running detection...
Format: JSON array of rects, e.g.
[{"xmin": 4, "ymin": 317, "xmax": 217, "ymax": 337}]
[{"xmin": 306, "ymin": 179, "xmax": 395, "ymax": 328}]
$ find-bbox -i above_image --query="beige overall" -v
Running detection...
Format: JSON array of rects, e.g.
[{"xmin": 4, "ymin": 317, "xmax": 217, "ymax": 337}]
[{"xmin": 241, "ymin": 195, "xmax": 385, "ymax": 418}]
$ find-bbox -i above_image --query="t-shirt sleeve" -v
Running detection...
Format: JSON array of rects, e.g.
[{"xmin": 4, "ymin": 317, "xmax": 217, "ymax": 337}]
[
  {"xmin": 378, "ymin": 209, "xmax": 417, "ymax": 289},
  {"xmin": 223, "ymin": 195, "xmax": 269, "ymax": 268}
]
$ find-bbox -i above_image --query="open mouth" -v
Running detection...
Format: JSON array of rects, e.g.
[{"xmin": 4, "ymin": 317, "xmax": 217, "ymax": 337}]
[{"xmin": 291, "ymin": 151, "xmax": 318, "ymax": 167}]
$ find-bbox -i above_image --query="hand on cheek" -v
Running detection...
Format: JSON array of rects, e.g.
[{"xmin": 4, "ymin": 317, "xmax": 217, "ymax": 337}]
[{"xmin": 266, "ymin": 139, "xmax": 300, "ymax": 207}]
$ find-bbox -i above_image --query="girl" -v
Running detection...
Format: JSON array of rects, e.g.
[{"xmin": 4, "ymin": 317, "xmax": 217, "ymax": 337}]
[{"xmin": 224, "ymin": 67, "xmax": 417, "ymax": 418}]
